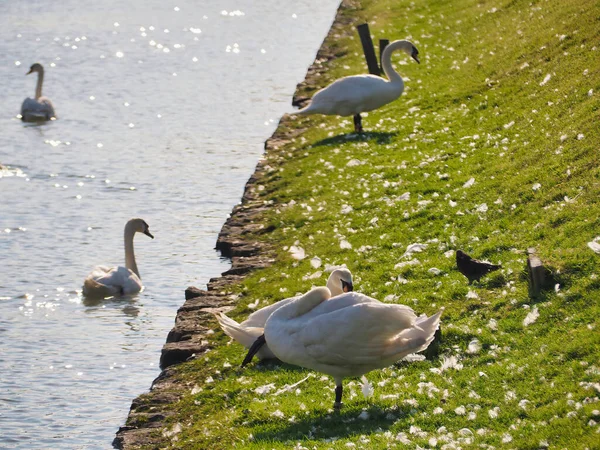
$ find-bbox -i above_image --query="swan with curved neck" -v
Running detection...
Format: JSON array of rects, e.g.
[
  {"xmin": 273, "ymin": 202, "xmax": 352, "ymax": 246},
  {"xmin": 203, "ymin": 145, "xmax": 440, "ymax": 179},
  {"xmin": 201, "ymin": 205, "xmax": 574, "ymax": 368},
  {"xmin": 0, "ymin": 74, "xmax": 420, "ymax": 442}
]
[
  {"xmin": 21, "ymin": 63, "xmax": 56, "ymax": 122},
  {"xmin": 82, "ymin": 218, "xmax": 154, "ymax": 298},
  {"xmin": 215, "ymin": 268, "xmax": 355, "ymax": 360},
  {"xmin": 243, "ymin": 287, "xmax": 442, "ymax": 409},
  {"xmin": 293, "ymin": 40, "xmax": 419, "ymax": 132}
]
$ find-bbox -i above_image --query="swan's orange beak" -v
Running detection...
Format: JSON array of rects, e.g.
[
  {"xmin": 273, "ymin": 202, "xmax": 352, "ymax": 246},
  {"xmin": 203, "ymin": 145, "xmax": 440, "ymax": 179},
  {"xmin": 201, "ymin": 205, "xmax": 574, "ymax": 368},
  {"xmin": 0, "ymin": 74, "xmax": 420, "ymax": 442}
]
[
  {"xmin": 26, "ymin": 69, "xmax": 33, "ymax": 75},
  {"xmin": 341, "ymin": 280, "xmax": 353, "ymax": 293},
  {"xmin": 144, "ymin": 230, "xmax": 154, "ymax": 239}
]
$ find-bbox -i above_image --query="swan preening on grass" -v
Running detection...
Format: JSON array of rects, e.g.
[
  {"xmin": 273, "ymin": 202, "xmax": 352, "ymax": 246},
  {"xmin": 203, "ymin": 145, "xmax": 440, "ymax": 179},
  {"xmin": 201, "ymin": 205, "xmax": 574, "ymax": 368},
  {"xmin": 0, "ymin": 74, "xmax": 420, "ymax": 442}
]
[
  {"xmin": 293, "ymin": 40, "xmax": 420, "ymax": 132},
  {"xmin": 215, "ymin": 268, "xmax": 354, "ymax": 360},
  {"xmin": 243, "ymin": 287, "xmax": 442, "ymax": 409},
  {"xmin": 82, "ymin": 218, "xmax": 154, "ymax": 298},
  {"xmin": 21, "ymin": 63, "xmax": 56, "ymax": 122}
]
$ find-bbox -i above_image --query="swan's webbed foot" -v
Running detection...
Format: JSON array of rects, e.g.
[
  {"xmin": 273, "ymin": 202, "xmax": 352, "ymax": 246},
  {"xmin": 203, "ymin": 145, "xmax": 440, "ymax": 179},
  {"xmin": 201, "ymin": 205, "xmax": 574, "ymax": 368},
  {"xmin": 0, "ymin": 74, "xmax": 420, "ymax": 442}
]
[
  {"xmin": 241, "ymin": 334, "xmax": 266, "ymax": 368},
  {"xmin": 353, "ymin": 114, "xmax": 363, "ymax": 133}
]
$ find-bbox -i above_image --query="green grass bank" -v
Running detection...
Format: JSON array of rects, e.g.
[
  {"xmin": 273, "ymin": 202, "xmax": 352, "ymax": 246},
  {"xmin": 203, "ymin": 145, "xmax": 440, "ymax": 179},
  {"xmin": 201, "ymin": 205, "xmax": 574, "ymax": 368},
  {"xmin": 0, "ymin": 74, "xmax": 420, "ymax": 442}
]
[{"xmin": 127, "ymin": 0, "xmax": 600, "ymax": 447}]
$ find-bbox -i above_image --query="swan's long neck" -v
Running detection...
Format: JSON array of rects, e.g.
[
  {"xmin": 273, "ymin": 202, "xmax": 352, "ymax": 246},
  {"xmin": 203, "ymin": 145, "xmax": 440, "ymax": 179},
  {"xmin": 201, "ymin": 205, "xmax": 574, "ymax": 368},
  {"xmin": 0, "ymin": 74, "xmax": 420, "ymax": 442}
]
[
  {"xmin": 273, "ymin": 287, "xmax": 331, "ymax": 321},
  {"xmin": 327, "ymin": 277, "xmax": 342, "ymax": 296},
  {"xmin": 124, "ymin": 225, "xmax": 140, "ymax": 278},
  {"xmin": 381, "ymin": 40, "xmax": 410, "ymax": 85},
  {"xmin": 35, "ymin": 68, "xmax": 44, "ymax": 100}
]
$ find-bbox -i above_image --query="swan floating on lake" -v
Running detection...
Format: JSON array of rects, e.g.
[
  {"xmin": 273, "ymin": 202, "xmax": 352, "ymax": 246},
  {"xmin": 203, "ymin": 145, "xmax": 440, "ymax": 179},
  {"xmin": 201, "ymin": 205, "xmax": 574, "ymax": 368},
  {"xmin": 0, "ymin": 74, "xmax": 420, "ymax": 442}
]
[
  {"xmin": 82, "ymin": 218, "xmax": 154, "ymax": 298},
  {"xmin": 244, "ymin": 287, "xmax": 442, "ymax": 409},
  {"xmin": 293, "ymin": 39, "xmax": 419, "ymax": 132},
  {"xmin": 216, "ymin": 268, "xmax": 354, "ymax": 360},
  {"xmin": 21, "ymin": 63, "xmax": 56, "ymax": 122}
]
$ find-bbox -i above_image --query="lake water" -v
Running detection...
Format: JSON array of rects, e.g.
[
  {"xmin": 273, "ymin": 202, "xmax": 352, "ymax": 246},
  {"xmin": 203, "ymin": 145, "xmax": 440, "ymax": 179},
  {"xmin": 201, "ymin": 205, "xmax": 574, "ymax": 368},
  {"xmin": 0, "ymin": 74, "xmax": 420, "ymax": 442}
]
[{"xmin": 0, "ymin": 0, "xmax": 339, "ymax": 447}]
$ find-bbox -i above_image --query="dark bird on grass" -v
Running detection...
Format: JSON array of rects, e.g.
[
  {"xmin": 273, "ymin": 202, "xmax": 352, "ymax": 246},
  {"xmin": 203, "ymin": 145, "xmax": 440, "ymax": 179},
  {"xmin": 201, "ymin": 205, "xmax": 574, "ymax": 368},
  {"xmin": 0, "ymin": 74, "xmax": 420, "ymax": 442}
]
[{"xmin": 456, "ymin": 250, "xmax": 501, "ymax": 284}]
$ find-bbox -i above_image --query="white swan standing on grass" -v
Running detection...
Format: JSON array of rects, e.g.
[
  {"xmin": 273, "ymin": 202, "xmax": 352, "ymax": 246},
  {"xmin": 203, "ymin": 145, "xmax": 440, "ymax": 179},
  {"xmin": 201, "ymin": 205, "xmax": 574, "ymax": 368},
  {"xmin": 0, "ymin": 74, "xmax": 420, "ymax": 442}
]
[
  {"xmin": 21, "ymin": 63, "xmax": 56, "ymax": 122},
  {"xmin": 216, "ymin": 268, "xmax": 354, "ymax": 360},
  {"xmin": 293, "ymin": 40, "xmax": 419, "ymax": 132},
  {"xmin": 243, "ymin": 287, "xmax": 442, "ymax": 409},
  {"xmin": 82, "ymin": 218, "xmax": 154, "ymax": 298}
]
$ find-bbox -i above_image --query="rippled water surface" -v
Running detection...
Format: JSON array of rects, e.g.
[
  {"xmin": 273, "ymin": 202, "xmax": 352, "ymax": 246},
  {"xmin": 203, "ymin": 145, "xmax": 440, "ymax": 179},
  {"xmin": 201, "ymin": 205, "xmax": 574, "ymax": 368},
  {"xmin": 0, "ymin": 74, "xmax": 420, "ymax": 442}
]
[{"xmin": 0, "ymin": 0, "xmax": 339, "ymax": 447}]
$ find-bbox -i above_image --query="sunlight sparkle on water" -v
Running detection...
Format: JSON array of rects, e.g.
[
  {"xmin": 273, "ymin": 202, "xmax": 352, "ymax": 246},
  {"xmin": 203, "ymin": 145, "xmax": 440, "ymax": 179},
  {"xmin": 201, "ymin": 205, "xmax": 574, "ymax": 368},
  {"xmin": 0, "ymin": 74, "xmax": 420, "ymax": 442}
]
[
  {"xmin": 15, "ymin": 61, "xmax": 21, "ymax": 66},
  {"xmin": 115, "ymin": 51, "xmax": 124, "ymax": 58}
]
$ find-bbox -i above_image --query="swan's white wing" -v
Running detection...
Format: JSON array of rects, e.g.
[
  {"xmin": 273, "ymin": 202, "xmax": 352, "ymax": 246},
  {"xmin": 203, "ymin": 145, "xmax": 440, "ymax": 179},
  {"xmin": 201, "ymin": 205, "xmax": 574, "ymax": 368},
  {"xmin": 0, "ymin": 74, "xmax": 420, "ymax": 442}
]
[
  {"xmin": 299, "ymin": 303, "xmax": 421, "ymax": 366},
  {"xmin": 301, "ymin": 292, "xmax": 379, "ymax": 320},
  {"xmin": 242, "ymin": 295, "xmax": 299, "ymax": 328},
  {"xmin": 38, "ymin": 97, "xmax": 56, "ymax": 117},
  {"xmin": 83, "ymin": 265, "xmax": 142, "ymax": 297},
  {"xmin": 21, "ymin": 98, "xmax": 51, "ymax": 120},
  {"xmin": 306, "ymin": 75, "xmax": 395, "ymax": 116}
]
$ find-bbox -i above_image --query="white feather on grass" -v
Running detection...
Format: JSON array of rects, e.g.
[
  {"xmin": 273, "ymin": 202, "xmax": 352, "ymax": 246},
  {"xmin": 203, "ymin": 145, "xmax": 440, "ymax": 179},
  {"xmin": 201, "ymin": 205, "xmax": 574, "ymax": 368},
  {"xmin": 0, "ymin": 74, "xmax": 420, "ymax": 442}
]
[{"xmin": 523, "ymin": 306, "xmax": 540, "ymax": 326}]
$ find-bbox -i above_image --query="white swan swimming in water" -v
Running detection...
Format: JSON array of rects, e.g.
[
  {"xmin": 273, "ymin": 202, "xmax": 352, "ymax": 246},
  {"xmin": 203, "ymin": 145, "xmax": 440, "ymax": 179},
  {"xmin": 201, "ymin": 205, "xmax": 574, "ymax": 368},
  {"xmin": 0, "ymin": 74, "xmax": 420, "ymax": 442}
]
[
  {"xmin": 21, "ymin": 63, "xmax": 56, "ymax": 122},
  {"xmin": 215, "ymin": 268, "xmax": 355, "ymax": 360},
  {"xmin": 243, "ymin": 287, "xmax": 442, "ymax": 409},
  {"xmin": 82, "ymin": 218, "xmax": 154, "ymax": 298},
  {"xmin": 293, "ymin": 40, "xmax": 419, "ymax": 132}
]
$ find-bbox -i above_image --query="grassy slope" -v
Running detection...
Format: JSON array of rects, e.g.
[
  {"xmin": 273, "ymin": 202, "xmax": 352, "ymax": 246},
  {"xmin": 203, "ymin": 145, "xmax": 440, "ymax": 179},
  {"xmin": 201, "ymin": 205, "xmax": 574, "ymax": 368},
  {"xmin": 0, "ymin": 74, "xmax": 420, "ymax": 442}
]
[{"xmin": 146, "ymin": 0, "xmax": 600, "ymax": 448}]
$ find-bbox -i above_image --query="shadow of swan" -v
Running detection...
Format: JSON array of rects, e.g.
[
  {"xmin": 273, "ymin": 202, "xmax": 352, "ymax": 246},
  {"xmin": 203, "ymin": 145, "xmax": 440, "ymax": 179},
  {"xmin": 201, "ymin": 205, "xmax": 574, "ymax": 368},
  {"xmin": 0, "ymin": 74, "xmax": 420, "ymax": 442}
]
[
  {"xmin": 240, "ymin": 402, "xmax": 406, "ymax": 443},
  {"xmin": 311, "ymin": 131, "xmax": 398, "ymax": 148}
]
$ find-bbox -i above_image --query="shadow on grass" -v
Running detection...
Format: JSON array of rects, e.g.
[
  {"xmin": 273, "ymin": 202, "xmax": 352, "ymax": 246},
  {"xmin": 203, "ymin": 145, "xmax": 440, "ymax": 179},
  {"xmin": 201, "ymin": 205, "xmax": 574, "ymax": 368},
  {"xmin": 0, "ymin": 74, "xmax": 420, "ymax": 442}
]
[
  {"xmin": 246, "ymin": 403, "xmax": 406, "ymax": 443},
  {"xmin": 312, "ymin": 131, "xmax": 398, "ymax": 147}
]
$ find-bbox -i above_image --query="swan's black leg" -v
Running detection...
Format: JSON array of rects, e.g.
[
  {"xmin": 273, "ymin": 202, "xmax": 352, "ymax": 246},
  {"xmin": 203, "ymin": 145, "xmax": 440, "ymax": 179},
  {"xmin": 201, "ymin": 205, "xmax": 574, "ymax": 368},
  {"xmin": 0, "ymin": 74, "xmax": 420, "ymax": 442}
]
[
  {"xmin": 353, "ymin": 114, "xmax": 363, "ymax": 133},
  {"xmin": 333, "ymin": 384, "xmax": 344, "ymax": 409},
  {"xmin": 241, "ymin": 334, "xmax": 266, "ymax": 367}
]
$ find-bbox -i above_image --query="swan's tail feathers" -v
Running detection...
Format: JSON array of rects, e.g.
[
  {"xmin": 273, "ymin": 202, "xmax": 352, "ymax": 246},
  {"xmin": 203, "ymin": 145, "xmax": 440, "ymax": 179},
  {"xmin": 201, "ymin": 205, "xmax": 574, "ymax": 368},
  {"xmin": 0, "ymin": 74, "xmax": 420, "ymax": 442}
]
[
  {"xmin": 82, "ymin": 277, "xmax": 120, "ymax": 298},
  {"xmin": 388, "ymin": 309, "xmax": 444, "ymax": 360},
  {"xmin": 215, "ymin": 313, "xmax": 276, "ymax": 360}
]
